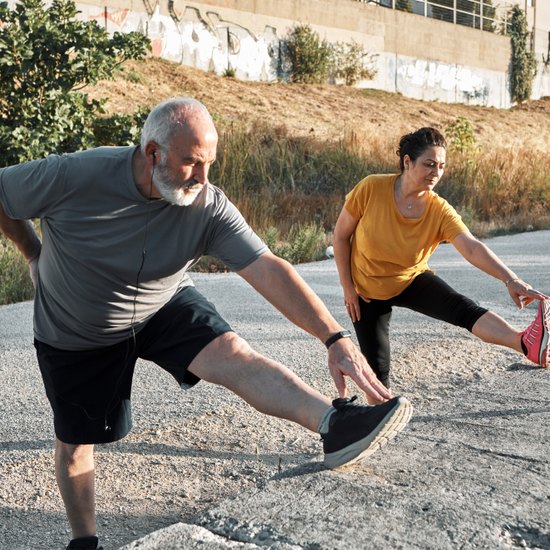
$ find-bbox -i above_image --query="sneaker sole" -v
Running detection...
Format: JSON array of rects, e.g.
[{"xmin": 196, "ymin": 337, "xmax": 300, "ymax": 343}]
[
  {"xmin": 540, "ymin": 300, "xmax": 550, "ymax": 367},
  {"xmin": 323, "ymin": 397, "xmax": 413, "ymax": 470}
]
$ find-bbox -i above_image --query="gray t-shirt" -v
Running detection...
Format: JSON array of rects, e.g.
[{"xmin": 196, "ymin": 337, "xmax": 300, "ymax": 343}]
[{"xmin": 0, "ymin": 146, "xmax": 268, "ymax": 350}]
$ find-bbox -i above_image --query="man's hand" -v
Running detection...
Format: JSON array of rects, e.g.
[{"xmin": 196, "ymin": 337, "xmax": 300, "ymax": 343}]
[
  {"xmin": 238, "ymin": 253, "xmax": 392, "ymax": 401},
  {"xmin": 327, "ymin": 337, "xmax": 391, "ymax": 403}
]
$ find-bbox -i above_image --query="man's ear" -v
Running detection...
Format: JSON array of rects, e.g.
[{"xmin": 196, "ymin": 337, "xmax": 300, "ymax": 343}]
[{"xmin": 144, "ymin": 142, "xmax": 159, "ymax": 166}]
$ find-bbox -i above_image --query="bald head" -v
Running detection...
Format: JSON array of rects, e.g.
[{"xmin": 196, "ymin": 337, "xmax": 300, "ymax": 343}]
[{"xmin": 140, "ymin": 97, "xmax": 216, "ymax": 153}]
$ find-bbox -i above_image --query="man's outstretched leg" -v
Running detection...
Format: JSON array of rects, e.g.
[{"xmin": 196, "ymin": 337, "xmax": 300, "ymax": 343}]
[
  {"xmin": 55, "ymin": 439, "xmax": 102, "ymax": 550},
  {"xmin": 187, "ymin": 332, "xmax": 412, "ymax": 469}
]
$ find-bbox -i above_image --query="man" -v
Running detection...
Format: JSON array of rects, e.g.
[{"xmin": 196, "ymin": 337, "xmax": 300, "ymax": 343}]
[{"xmin": 0, "ymin": 97, "xmax": 412, "ymax": 550}]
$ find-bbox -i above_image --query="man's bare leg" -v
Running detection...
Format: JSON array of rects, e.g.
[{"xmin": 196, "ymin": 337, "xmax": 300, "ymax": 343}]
[
  {"xmin": 188, "ymin": 332, "xmax": 332, "ymax": 432},
  {"xmin": 188, "ymin": 331, "xmax": 412, "ymax": 469},
  {"xmin": 55, "ymin": 439, "xmax": 97, "ymax": 539}
]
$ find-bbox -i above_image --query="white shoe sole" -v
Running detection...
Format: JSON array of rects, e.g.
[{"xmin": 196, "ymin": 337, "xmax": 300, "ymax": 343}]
[{"xmin": 540, "ymin": 300, "xmax": 550, "ymax": 366}]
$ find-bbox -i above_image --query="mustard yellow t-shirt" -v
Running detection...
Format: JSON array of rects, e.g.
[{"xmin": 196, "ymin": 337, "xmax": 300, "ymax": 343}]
[{"xmin": 345, "ymin": 174, "xmax": 468, "ymax": 300}]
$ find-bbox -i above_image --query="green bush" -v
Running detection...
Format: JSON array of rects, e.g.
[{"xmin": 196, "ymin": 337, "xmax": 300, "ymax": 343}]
[
  {"xmin": 445, "ymin": 117, "xmax": 478, "ymax": 155},
  {"xmin": 0, "ymin": 237, "xmax": 34, "ymax": 304},
  {"xmin": 284, "ymin": 26, "xmax": 377, "ymax": 87},
  {"xmin": 0, "ymin": 0, "xmax": 150, "ymax": 165},
  {"xmin": 283, "ymin": 24, "xmax": 332, "ymax": 84},
  {"xmin": 331, "ymin": 40, "xmax": 377, "ymax": 86},
  {"xmin": 93, "ymin": 107, "xmax": 149, "ymax": 146},
  {"xmin": 223, "ymin": 66, "xmax": 237, "ymax": 78},
  {"xmin": 259, "ymin": 224, "xmax": 328, "ymax": 264}
]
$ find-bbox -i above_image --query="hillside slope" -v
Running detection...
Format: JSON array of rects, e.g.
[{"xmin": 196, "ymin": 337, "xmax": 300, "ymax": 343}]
[{"xmin": 89, "ymin": 58, "xmax": 550, "ymax": 152}]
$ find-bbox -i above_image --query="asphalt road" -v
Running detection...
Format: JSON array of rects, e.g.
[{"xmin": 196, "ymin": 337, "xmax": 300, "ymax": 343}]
[{"xmin": 1, "ymin": 230, "xmax": 549, "ymax": 549}]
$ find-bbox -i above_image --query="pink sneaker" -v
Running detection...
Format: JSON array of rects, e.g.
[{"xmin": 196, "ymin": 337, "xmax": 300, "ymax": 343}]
[{"xmin": 521, "ymin": 299, "xmax": 550, "ymax": 367}]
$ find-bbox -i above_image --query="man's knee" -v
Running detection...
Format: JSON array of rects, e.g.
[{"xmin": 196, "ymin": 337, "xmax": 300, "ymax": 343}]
[{"xmin": 189, "ymin": 331, "xmax": 257, "ymax": 384}]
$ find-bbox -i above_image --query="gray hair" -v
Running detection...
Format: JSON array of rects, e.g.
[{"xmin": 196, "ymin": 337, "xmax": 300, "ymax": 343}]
[{"xmin": 140, "ymin": 97, "xmax": 212, "ymax": 152}]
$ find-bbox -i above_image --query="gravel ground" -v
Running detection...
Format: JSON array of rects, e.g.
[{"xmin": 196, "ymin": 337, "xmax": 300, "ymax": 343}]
[{"xmin": 1, "ymin": 231, "xmax": 549, "ymax": 549}]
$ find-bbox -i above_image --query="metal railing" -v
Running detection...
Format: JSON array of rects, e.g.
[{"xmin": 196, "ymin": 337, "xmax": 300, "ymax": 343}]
[{"xmin": 360, "ymin": 0, "xmax": 517, "ymax": 34}]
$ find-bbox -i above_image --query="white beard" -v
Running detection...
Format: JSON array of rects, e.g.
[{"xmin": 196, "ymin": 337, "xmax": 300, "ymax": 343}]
[
  {"xmin": 153, "ymin": 164, "xmax": 204, "ymax": 206},
  {"xmin": 155, "ymin": 179, "xmax": 203, "ymax": 206}
]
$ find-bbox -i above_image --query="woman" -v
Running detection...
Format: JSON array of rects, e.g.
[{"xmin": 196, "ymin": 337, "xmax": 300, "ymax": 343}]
[{"xmin": 333, "ymin": 127, "xmax": 549, "ymax": 388}]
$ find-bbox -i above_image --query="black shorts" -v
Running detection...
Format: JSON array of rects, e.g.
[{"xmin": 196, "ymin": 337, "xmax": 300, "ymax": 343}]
[{"xmin": 35, "ymin": 286, "xmax": 232, "ymax": 445}]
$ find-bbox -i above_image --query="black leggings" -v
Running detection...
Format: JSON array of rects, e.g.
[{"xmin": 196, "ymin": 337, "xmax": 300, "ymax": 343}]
[{"xmin": 353, "ymin": 271, "xmax": 488, "ymax": 388}]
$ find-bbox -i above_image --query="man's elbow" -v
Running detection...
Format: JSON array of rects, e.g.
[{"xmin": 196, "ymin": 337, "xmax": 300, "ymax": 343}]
[{"xmin": 238, "ymin": 251, "xmax": 291, "ymax": 279}]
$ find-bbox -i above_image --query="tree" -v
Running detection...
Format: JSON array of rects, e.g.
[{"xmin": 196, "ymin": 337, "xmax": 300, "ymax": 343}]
[
  {"xmin": 0, "ymin": 0, "xmax": 150, "ymax": 165},
  {"xmin": 481, "ymin": 0, "xmax": 497, "ymax": 32},
  {"xmin": 395, "ymin": 0, "xmax": 413, "ymax": 14},
  {"xmin": 509, "ymin": 5, "xmax": 537, "ymax": 103}
]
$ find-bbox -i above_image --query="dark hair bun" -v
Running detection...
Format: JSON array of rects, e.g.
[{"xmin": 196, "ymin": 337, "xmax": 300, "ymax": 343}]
[{"xmin": 396, "ymin": 127, "xmax": 446, "ymax": 172}]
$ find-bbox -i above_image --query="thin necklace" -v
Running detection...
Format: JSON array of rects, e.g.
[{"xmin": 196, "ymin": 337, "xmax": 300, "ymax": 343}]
[{"xmin": 397, "ymin": 177, "xmax": 414, "ymax": 209}]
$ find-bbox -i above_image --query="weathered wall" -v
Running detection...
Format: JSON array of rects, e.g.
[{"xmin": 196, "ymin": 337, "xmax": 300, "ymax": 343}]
[
  {"xmin": 72, "ymin": 0, "xmax": 513, "ymax": 107},
  {"xmin": 531, "ymin": 1, "xmax": 550, "ymax": 99},
  {"xmin": 15, "ymin": 0, "xmax": 548, "ymax": 107},
  {"xmin": 505, "ymin": 0, "xmax": 550, "ymax": 100}
]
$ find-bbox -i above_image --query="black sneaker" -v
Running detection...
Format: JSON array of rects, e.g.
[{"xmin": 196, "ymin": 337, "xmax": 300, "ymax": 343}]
[
  {"xmin": 322, "ymin": 395, "xmax": 412, "ymax": 469},
  {"xmin": 66, "ymin": 536, "xmax": 103, "ymax": 550}
]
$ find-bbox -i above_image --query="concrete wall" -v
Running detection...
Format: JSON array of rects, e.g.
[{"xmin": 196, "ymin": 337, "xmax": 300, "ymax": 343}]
[
  {"xmin": 71, "ymin": 0, "xmax": 513, "ymax": 107},
  {"xmin": 10, "ymin": 0, "xmax": 549, "ymax": 107},
  {"xmin": 531, "ymin": 0, "xmax": 550, "ymax": 98}
]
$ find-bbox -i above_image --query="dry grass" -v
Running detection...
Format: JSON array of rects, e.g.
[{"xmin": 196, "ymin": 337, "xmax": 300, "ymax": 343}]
[
  {"xmin": 2, "ymin": 57, "xmax": 549, "ymax": 304},
  {"xmin": 89, "ymin": 58, "xmax": 550, "ymax": 153},
  {"xmin": 87, "ymin": 57, "xmax": 550, "ymax": 236}
]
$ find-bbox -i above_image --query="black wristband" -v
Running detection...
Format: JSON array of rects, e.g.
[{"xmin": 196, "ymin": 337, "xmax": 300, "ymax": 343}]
[{"xmin": 324, "ymin": 330, "xmax": 352, "ymax": 349}]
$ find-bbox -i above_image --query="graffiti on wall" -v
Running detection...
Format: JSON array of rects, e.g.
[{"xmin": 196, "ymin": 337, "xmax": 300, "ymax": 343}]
[
  {"xmin": 77, "ymin": 1, "xmax": 281, "ymax": 81},
  {"xmin": 74, "ymin": 1, "xmax": 509, "ymax": 106},
  {"xmin": 88, "ymin": 7, "xmax": 130, "ymax": 28},
  {"xmin": 396, "ymin": 58, "xmax": 491, "ymax": 104},
  {"xmin": 5, "ymin": 0, "xmax": 529, "ymax": 106}
]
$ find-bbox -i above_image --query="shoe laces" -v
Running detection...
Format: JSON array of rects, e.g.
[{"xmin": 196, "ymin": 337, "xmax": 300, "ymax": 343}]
[
  {"xmin": 523, "ymin": 321, "xmax": 540, "ymax": 344},
  {"xmin": 331, "ymin": 395, "xmax": 366, "ymax": 418},
  {"xmin": 523, "ymin": 304, "xmax": 543, "ymax": 344}
]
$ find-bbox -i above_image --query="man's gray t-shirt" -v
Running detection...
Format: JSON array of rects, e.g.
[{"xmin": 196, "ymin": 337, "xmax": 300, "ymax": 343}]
[{"xmin": 0, "ymin": 146, "xmax": 268, "ymax": 350}]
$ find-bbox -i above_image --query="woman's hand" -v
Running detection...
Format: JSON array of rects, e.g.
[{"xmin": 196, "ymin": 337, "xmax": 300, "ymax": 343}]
[
  {"xmin": 505, "ymin": 278, "xmax": 548, "ymax": 309},
  {"xmin": 343, "ymin": 287, "xmax": 369, "ymax": 323}
]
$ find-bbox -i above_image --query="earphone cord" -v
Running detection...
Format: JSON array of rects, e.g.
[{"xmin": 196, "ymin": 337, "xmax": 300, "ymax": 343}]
[
  {"xmin": 63, "ymin": 164, "xmax": 156, "ymax": 432},
  {"xmin": 129, "ymin": 162, "xmax": 155, "ymax": 334},
  {"xmin": 101, "ymin": 166, "xmax": 155, "ymax": 431}
]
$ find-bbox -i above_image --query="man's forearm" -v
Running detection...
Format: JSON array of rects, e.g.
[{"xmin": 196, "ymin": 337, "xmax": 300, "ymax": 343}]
[
  {"xmin": 0, "ymin": 203, "xmax": 41, "ymax": 261},
  {"xmin": 238, "ymin": 252, "xmax": 344, "ymax": 343}
]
